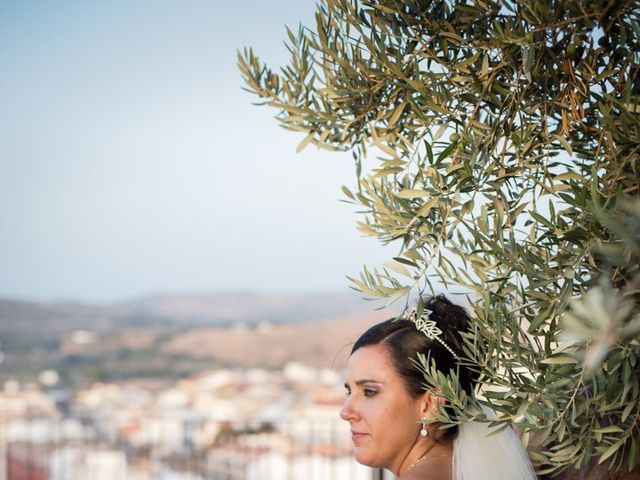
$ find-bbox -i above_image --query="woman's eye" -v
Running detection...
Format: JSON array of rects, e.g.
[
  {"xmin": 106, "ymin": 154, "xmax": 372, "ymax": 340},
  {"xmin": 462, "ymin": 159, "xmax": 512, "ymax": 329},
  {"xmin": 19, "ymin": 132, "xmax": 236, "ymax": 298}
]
[{"xmin": 363, "ymin": 389, "xmax": 377, "ymax": 398}]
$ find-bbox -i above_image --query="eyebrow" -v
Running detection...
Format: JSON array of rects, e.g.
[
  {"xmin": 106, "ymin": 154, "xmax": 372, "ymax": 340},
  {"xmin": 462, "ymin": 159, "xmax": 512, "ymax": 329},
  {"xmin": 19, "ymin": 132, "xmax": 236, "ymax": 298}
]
[{"xmin": 344, "ymin": 379, "xmax": 384, "ymax": 387}]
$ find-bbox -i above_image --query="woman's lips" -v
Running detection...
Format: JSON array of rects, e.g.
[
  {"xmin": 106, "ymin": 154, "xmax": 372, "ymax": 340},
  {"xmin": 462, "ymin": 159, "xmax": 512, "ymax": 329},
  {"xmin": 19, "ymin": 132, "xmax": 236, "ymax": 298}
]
[{"xmin": 351, "ymin": 431, "xmax": 369, "ymax": 443}]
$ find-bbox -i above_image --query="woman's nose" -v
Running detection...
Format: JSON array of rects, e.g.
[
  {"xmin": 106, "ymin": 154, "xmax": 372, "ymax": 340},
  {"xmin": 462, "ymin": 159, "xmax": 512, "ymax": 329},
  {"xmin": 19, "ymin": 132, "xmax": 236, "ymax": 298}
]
[{"xmin": 340, "ymin": 396, "xmax": 357, "ymax": 422}]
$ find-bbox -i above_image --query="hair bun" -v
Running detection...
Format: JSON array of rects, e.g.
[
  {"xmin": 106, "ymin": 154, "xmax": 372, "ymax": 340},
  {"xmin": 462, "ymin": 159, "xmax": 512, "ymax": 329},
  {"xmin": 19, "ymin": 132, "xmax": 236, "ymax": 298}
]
[{"xmin": 423, "ymin": 294, "xmax": 470, "ymax": 355}]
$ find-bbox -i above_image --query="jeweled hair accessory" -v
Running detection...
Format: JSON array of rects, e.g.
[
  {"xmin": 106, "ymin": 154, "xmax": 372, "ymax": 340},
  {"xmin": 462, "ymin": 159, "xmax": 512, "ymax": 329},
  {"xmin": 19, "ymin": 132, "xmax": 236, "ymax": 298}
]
[{"xmin": 401, "ymin": 308, "xmax": 460, "ymax": 360}]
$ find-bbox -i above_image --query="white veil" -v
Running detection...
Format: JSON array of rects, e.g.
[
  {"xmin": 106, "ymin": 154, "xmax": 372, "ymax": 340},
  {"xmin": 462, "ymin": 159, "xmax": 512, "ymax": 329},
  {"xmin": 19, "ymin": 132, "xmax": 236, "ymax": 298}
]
[{"xmin": 453, "ymin": 406, "xmax": 537, "ymax": 480}]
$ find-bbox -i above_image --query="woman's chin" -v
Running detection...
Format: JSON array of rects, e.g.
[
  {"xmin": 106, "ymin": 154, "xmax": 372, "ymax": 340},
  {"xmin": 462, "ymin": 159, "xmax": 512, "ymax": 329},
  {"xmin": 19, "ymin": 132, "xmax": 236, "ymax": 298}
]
[
  {"xmin": 354, "ymin": 450, "xmax": 370, "ymax": 465},
  {"xmin": 354, "ymin": 449, "xmax": 379, "ymax": 468}
]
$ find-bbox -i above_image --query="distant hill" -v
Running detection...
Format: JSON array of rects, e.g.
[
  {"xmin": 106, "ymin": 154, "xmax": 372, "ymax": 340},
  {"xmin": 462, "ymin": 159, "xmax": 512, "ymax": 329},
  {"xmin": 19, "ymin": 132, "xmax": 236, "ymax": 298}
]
[
  {"xmin": 0, "ymin": 291, "xmax": 380, "ymax": 334},
  {"xmin": 0, "ymin": 292, "xmax": 393, "ymax": 384},
  {"xmin": 160, "ymin": 309, "xmax": 395, "ymax": 369},
  {"xmin": 121, "ymin": 291, "xmax": 381, "ymax": 325},
  {"xmin": 0, "ymin": 298, "xmax": 117, "ymax": 334}
]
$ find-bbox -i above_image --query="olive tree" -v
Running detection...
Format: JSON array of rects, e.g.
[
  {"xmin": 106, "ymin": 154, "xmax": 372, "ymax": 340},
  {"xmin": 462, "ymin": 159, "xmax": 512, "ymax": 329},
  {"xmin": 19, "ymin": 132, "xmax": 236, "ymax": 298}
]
[{"xmin": 239, "ymin": 0, "xmax": 640, "ymax": 477}]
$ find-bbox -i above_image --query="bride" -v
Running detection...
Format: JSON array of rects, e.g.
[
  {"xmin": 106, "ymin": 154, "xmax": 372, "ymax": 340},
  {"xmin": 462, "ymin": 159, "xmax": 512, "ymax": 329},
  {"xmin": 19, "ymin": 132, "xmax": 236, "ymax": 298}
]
[{"xmin": 340, "ymin": 295, "xmax": 537, "ymax": 480}]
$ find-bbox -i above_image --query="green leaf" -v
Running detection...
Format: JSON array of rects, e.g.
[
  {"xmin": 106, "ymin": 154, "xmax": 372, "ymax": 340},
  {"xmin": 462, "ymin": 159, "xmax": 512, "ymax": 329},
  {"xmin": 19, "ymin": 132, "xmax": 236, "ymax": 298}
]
[
  {"xmin": 383, "ymin": 260, "xmax": 412, "ymax": 278},
  {"xmin": 540, "ymin": 355, "xmax": 578, "ymax": 365},
  {"xmin": 341, "ymin": 185, "xmax": 355, "ymax": 200},
  {"xmin": 417, "ymin": 197, "xmax": 439, "ymax": 217},
  {"xmin": 295, "ymin": 132, "xmax": 315, "ymax": 153},
  {"xmin": 397, "ymin": 189, "xmax": 430, "ymax": 199},
  {"xmin": 592, "ymin": 426, "xmax": 624, "ymax": 434},
  {"xmin": 598, "ymin": 439, "xmax": 625, "ymax": 464},
  {"xmin": 552, "ymin": 134, "xmax": 573, "ymax": 156},
  {"xmin": 629, "ymin": 438, "xmax": 639, "ymax": 472}
]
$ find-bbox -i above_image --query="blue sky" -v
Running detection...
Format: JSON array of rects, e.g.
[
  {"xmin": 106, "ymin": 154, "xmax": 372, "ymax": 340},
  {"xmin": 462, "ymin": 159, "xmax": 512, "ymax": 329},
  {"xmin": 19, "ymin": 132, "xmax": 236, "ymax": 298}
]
[{"xmin": 0, "ymin": 0, "xmax": 393, "ymax": 302}]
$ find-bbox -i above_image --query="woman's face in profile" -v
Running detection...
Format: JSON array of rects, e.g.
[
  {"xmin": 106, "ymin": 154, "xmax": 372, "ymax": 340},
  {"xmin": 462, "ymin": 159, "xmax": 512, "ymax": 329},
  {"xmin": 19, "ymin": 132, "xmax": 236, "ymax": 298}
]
[{"xmin": 340, "ymin": 344, "xmax": 425, "ymax": 472}]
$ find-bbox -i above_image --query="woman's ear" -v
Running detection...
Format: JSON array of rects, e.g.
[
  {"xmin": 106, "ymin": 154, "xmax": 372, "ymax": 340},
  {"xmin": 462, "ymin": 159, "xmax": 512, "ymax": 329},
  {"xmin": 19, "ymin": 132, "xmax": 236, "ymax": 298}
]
[{"xmin": 419, "ymin": 389, "xmax": 446, "ymax": 421}]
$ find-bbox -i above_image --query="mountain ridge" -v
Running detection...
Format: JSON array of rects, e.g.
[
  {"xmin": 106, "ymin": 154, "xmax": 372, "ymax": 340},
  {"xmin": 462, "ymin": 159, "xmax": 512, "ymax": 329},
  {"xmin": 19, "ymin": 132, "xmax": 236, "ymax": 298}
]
[
  {"xmin": 0, "ymin": 290, "xmax": 380, "ymax": 333},
  {"xmin": 0, "ymin": 291, "xmax": 392, "ymax": 384}
]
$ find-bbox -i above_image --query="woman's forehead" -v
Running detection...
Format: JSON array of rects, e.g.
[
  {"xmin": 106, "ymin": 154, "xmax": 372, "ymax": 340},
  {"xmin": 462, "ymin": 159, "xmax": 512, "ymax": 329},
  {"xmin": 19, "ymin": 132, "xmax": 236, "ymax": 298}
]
[{"xmin": 347, "ymin": 344, "xmax": 394, "ymax": 379}]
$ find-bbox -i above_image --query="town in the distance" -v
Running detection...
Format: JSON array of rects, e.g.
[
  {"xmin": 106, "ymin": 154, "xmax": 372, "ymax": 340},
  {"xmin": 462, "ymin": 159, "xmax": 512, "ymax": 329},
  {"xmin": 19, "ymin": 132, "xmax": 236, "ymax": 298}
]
[{"xmin": 0, "ymin": 292, "xmax": 392, "ymax": 480}]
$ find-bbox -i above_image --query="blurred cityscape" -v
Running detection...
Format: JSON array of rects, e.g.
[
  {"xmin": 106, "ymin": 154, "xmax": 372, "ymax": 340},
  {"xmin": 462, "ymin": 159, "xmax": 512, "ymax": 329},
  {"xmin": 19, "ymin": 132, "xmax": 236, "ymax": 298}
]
[
  {"xmin": 0, "ymin": 363, "xmax": 375, "ymax": 480},
  {"xmin": 0, "ymin": 293, "xmax": 393, "ymax": 480}
]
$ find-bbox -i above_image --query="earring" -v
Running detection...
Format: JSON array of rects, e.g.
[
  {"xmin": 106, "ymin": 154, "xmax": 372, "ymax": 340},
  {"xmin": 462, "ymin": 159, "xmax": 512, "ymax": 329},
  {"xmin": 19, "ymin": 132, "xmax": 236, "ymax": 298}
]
[{"xmin": 420, "ymin": 417, "xmax": 428, "ymax": 438}]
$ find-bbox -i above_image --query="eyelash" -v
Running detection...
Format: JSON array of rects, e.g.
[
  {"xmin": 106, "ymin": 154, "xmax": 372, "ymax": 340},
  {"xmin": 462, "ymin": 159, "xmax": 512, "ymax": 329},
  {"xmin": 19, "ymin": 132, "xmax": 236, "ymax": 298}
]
[{"xmin": 344, "ymin": 387, "xmax": 378, "ymax": 398}]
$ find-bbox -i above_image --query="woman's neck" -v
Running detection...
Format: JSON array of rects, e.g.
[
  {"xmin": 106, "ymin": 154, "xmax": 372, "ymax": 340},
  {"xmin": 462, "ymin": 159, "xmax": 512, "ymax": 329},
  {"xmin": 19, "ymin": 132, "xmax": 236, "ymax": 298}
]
[{"xmin": 396, "ymin": 441, "xmax": 453, "ymax": 479}]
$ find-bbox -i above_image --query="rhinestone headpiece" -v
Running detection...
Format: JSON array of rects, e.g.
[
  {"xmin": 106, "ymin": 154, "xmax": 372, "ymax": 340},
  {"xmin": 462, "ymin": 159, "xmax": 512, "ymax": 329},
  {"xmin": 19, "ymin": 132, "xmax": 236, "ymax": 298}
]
[{"xmin": 402, "ymin": 308, "xmax": 460, "ymax": 361}]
